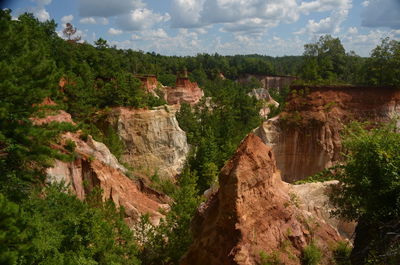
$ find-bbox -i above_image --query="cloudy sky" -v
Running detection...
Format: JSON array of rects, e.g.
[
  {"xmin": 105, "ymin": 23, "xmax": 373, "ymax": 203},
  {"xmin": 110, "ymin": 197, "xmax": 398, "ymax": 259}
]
[{"xmin": 3, "ymin": 0, "xmax": 400, "ymax": 56}]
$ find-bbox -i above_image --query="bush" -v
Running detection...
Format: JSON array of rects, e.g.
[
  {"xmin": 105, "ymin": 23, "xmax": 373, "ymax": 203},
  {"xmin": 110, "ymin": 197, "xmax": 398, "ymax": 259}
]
[
  {"xmin": 333, "ymin": 241, "xmax": 351, "ymax": 265},
  {"xmin": 302, "ymin": 242, "xmax": 322, "ymax": 265}
]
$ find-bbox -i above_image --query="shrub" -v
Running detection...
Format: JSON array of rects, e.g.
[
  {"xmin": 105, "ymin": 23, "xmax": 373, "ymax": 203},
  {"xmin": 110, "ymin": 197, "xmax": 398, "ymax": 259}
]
[
  {"xmin": 302, "ymin": 242, "xmax": 322, "ymax": 265},
  {"xmin": 333, "ymin": 241, "xmax": 351, "ymax": 265}
]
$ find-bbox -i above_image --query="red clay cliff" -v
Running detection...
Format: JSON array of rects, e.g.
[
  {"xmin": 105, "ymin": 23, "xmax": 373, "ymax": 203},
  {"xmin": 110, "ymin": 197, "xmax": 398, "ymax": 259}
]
[{"xmin": 181, "ymin": 133, "xmax": 342, "ymax": 265}]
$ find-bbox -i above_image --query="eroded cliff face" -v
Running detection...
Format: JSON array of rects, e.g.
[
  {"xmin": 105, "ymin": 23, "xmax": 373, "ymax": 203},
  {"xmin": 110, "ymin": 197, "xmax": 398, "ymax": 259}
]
[
  {"xmin": 105, "ymin": 106, "xmax": 189, "ymax": 179},
  {"xmin": 291, "ymin": 181, "xmax": 356, "ymax": 241},
  {"xmin": 181, "ymin": 134, "xmax": 342, "ymax": 265},
  {"xmin": 255, "ymin": 86, "xmax": 400, "ymax": 182},
  {"xmin": 39, "ymin": 109, "xmax": 168, "ymax": 226},
  {"xmin": 164, "ymin": 77, "xmax": 204, "ymax": 105},
  {"xmin": 248, "ymin": 88, "xmax": 279, "ymax": 119},
  {"xmin": 239, "ymin": 74, "xmax": 298, "ymax": 90}
]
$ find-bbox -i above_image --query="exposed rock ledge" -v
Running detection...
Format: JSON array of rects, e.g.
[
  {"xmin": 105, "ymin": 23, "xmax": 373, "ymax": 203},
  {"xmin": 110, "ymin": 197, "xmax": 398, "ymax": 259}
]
[
  {"xmin": 255, "ymin": 85, "xmax": 400, "ymax": 182},
  {"xmin": 181, "ymin": 134, "xmax": 342, "ymax": 265},
  {"xmin": 38, "ymin": 109, "xmax": 168, "ymax": 226},
  {"xmin": 105, "ymin": 106, "xmax": 189, "ymax": 179}
]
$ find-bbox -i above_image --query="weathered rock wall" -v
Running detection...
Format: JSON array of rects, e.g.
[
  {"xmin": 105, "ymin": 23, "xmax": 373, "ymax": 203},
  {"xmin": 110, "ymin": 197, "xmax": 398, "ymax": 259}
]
[
  {"xmin": 239, "ymin": 75, "xmax": 298, "ymax": 90},
  {"xmin": 255, "ymin": 86, "xmax": 400, "ymax": 182},
  {"xmin": 181, "ymin": 134, "xmax": 342, "ymax": 265},
  {"xmin": 39, "ymin": 109, "xmax": 168, "ymax": 226},
  {"xmin": 164, "ymin": 77, "xmax": 204, "ymax": 105},
  {"xmin": 105, "ymin": 106, "xmax": 189, "ymax": 179}
]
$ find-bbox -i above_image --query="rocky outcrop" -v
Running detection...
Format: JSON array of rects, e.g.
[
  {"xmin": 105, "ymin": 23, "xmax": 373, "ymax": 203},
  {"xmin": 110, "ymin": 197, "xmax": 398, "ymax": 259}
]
[
  {"xmin": 291, "ymin": 181, "xmax": 356, "ymax": 240},
  {"xmin": 248, "ymin": 88, "xmax": 279, "ymax": 119},
  {"xmin": 181, "ymin": 134, "xmax": 342, "ymax": 265},
  {"xmin": 239, "ymin": 75, "xmax": 297, "ymax": 90},
  {"xmin": 164, "ymin": 77, "xmax": 204, "ymax": 105},
  {"xmin": 135, "ymin": 75, "xmax": 160, "ymax": 98},
  {"xmin": 38, "ymin": 109, "xmax": 168, "ymax": 226},
  {"xmin": 105, "ymin": 106, "xmax": 189, "ymax": 179},
  {"xmin": 255, "ymin": 85, "xmax": 400, "ymax": 182}
]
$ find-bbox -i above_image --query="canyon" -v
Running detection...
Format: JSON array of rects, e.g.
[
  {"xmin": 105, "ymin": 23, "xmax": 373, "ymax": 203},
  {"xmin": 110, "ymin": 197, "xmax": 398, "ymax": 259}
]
[
  {"xmin": 255, "ymin": 85, "xmax": 400, "ymax": 182},
  {"xmin": 181, "ymin": 134, "xmax": 343, "ymax": 265},
  {"xmin": 36, "ymin": 107, "xmax": 171, "ymax": 226}
]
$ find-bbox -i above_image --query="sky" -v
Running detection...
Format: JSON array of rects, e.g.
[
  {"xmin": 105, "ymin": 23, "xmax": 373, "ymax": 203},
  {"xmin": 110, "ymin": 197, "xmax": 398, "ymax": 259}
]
[{"xmin": 2, "ymin": 0, "xmax": 400, "ymax": 56}]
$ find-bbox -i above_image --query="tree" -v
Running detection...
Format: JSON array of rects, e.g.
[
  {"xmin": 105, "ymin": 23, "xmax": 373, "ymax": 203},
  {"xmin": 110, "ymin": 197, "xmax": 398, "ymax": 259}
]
[
  {"xmin": 365, "ymin": 37, "xmax": 400, "ymax": 86},
  {"xmin": 94, "ymin": 38, "xmax": 109, "ymax": 49},
  {"xmin": 301, "ymin": 35, "xmax": 346, "ymax": 82},
  {"xmin": 63, "ymin": 23, "xmax": 81, "ymax": 42},
  {"xmin": 329, "ymin": 122, "xmax": 400, "ymax": 264}
]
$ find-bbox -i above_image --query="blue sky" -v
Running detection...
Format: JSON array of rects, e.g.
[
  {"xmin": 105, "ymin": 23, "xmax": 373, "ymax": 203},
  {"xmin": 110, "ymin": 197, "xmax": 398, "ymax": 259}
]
[{"xmin": 4, "ymin": 0, "xmax": 400, "ymax": 56}]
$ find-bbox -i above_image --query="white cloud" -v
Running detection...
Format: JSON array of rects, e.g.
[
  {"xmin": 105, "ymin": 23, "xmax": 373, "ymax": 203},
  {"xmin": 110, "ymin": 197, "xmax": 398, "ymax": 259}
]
[
  {"xmin": 116, "ymin": 8, "xmax": 170, "ymax": 31},
  {"xmin": 362, "ymin": 0, "xmax": 400, "ymax": 29},
  {"xmin": 300, "ymin": 0, "xmax": 351, "ymax": 15},
  {"xmin": 170, "ymin": 0, "xmax": 300, "ymax": 39},
  {"xmin": 348, "ymin": 27, "xmax": 358, "ymax": 34},
  {"xmin": 296, "ymin": 0, "xmax": 351, "ymax": 35},
  {"xmin": 61, "ymin": 14, "xmax": 73, "ymax": 24},
  {"xmin": 80, "ymin": 17, "xmax": 109, "ymax": 25},
  {"xmin": 80, "ymin": 17, "xmax": 96, "ymax": 24},
  {"xmin": 34, "ymin": 8, "xmax": 50, "ymax": 21},
  {"xmin": 170, "ymin": 0, "xmax": 206, "ymax": 28},
  {"xmin": 31, "ymin": 0, "xmax": 52, "ymax": 6},
  {"xmin": 341, "ymin": 29, "xmax": 397, "ymax": 56},
  {"xmin": 362, "ymin": 1, "xmax": 370, "ymax": 7},
  {"xmin": 108, "ymin": 27, "xmax": 123, "ymax": 35},
  {"xmin": 79, "ymin": 0, "xmax": 145, "ymax": 17}
]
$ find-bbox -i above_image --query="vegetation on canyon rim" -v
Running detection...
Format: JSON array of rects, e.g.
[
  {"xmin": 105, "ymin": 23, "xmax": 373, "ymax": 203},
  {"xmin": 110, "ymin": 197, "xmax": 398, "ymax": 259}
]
[{"xmin": 1, "ymin": 8, "xmax": 400, "ymax": 264}]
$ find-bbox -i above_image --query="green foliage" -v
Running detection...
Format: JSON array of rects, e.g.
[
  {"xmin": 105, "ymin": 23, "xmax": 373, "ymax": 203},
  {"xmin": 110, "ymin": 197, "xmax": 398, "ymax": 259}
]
[
  {"xmin": 329, "ymin": 122, "xmax": 400, "ymax": 222},
  {"xmin": 365, "ymin": 37, "xmax": 400, "ymax": 86},
  {"xmin": 300, "ymin": 35, "xmax": 365, "ymax": 84},
  {"xmin": 332, "ymin": 241, "xmax": 351, "ymax": 265},
  {"xmin": 18, "ymin": 184, "xmax": 140, "ymax": 265},
  {"xmin": 294, "ymin": 166, "xmax": 338, "ymax": 184},
  {"xmin": 0, "ymin": 193, "xmax": 27, "ymax": 265},
  {"xmin": 301, "ymin": 242, "xmax": 322, "ymax": 265},
  {"xmin": 260, "ymin": 251, "xmax": 284, "ymax": 265},
  {"xmin": 135, "ymin": 168, "xmax": 201, "ymax": 265},
  {"xmin": 267, "ymin": 86, "xmax": 289, "ymax": 118},
  {"xmin": 158, "ymin": 73, "xmax": 176, "ymax": 87},
  {"xmin": 177, "ymin": 79, "xmax": 261, "ymax": 193}
]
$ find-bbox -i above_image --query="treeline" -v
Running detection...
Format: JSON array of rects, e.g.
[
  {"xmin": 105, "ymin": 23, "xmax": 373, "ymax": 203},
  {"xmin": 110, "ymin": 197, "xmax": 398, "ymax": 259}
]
[
  {"xmin": 300, "ymin": 35, "xmax": 400, "ymax": 86},
  {"xmin": 1, "ymin": 8, "xmax": 400, "ymax": 265}
]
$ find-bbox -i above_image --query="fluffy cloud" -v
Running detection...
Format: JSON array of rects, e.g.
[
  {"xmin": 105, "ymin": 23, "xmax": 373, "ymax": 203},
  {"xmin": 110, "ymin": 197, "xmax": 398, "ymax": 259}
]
[
  {"xmin": 170, "ymin": 0, "xmax": 205, "ymax": 28},
  {"xmin": 80, "ymin": 17, "xmax": 109, "ymax": 25},
  {"xmin": 298, "ymin": 9, "xmax": 349, "ymax": 35},
  {"xmin": 361, "ymin": 0, "xmax": 400, "ymax": 29},
  {"xmin": 299, "ymin": 0, "xmax": 351, "ymax": 14},
  {"xmin": 295, "ymin": 0, "xmax": 351, "ymax": 35},
  {"xmin": 340, "ymin": 29, "xmax": 399, "ymax": 56},
  {"xmin": 33, "ymin": 7, "xmax": 50, "ymax": 21},
  {"xmin": 170, "ymin": 0, "xmax": 299, "ymax": 30},
  {"xmin": 116, "ymin": 8, "xmax": 170, "ymax": 31},
  {"xmin": 32, "ymin": 0, "xmax": 52, "ymax": 6},
  {"xmin": 79, "ymin": 0, "xmax": 145, "ymax": 17},
  {"xmin": 108, "ymin": 28, "xmax": 123, "ymax": 35},
  {"xmin": 61, "ymin": 14, "xmax": 73, "ymax": 24}
]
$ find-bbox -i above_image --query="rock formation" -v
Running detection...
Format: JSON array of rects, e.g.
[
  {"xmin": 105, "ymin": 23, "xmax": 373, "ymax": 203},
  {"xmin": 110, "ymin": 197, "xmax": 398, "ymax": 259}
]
[
  {"xmin": 135, "ymin": 75, "xmax": 160, "ymax": 98},
  {"xmin": 105, "ymin": 105, "xmax": 189, "ymax": 179},
  {"xmin": 164, "ymin": 76, "xmax": 204, "ymax": 105},
  {"xmin": 255, "ymin": 85, "xmax": 400, "ymax": 182},
  {"xmin": 291, "ymin": 181, "xmax": 356, "ymax": 240},
  {"xmin": 36, "ymin": 108, "xmax": 168, "ymax": 226},
  {"xmin": 248, "ymin": 88, "xmax": 279, "ymax": 119},
  {"xmin": 239, "ymin": 75, "xmax": 297, "ymax": 91},
  {"xmin": 181, "ymin": 134, "xmax": 342, "ymax": 265}
]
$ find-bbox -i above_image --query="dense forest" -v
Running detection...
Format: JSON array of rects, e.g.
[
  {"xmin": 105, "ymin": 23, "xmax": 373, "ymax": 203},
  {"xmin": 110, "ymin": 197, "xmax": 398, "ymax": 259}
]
[{"xmin": 1, "ymin": 9, "xmax": 400, "ymax": 265}]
